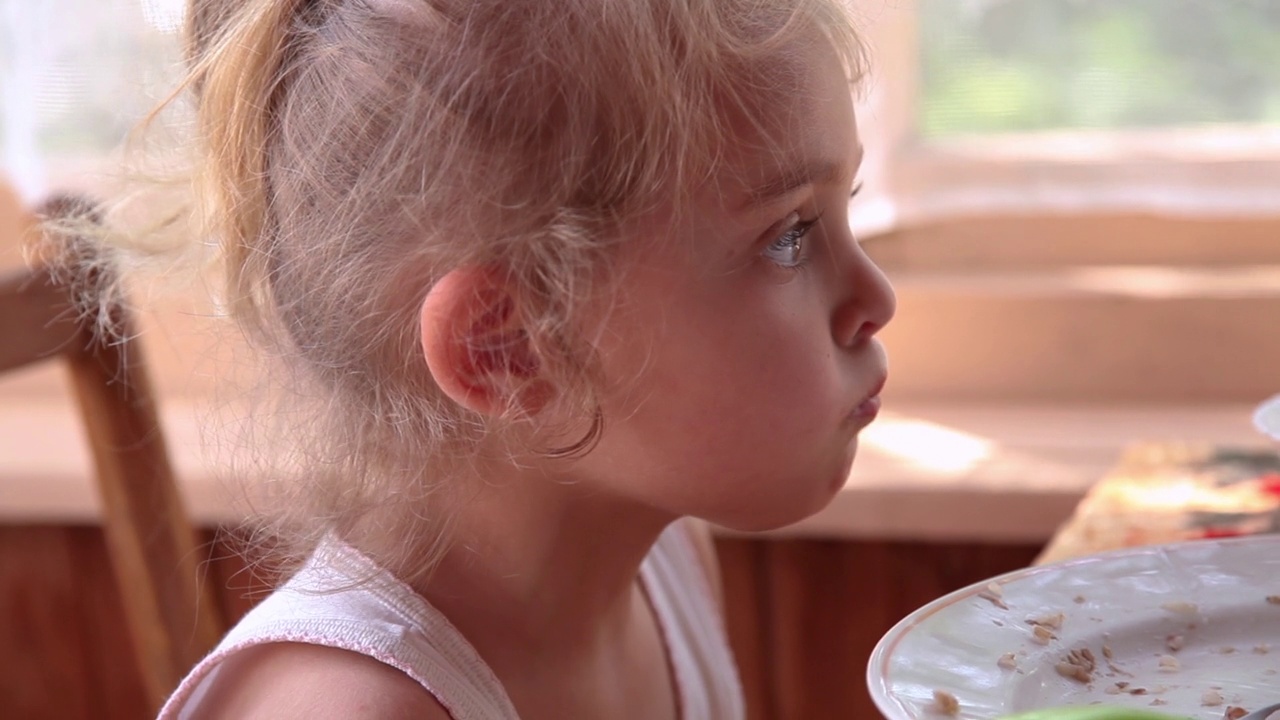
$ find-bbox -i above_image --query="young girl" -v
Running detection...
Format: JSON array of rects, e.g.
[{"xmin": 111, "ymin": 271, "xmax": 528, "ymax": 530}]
[{"xmin": 147, "ymin": 0, "xmax": 894, "ymax": 717}]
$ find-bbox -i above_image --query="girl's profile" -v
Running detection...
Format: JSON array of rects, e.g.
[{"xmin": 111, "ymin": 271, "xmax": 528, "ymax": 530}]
[{"xmin": 93, "ymin": 0, "xmax": 900, "ymax": 717}]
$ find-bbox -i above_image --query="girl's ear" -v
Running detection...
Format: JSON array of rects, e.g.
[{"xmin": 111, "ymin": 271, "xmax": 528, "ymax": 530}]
[{"xmin": 419, "ymin": 266, "xmax": 550, "ymax": 417}]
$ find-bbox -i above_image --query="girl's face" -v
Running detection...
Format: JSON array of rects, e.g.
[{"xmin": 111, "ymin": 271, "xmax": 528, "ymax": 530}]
[{"xmin": 568, "ymin": 38, "xmax": 895, "ymax": 532}]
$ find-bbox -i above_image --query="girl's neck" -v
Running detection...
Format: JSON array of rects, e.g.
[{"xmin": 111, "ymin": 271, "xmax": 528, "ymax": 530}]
[{"xmin": 412, "ymin": 465, "xmax": 674, "ymax": 663}]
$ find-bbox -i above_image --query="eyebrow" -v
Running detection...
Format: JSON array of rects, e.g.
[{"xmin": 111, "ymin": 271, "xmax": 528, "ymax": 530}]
[{"xmin": 743, "ymin": 146, "xmax": 864, "ymax": 208}]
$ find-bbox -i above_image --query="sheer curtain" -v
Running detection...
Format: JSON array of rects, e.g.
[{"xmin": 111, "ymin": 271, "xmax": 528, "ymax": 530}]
[{"xmin": 0, "ymin": 0, "xmax": 185, "ymax": 203}]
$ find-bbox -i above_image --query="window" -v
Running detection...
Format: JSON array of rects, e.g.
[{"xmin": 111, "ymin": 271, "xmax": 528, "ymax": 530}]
[
  {"xmin": 920, "ymin": 0, "xmax": 1280, "ymax": 136},
  {"xmin": 851, "ymin": 0, "xmax": 1280, "ymax": 232}
]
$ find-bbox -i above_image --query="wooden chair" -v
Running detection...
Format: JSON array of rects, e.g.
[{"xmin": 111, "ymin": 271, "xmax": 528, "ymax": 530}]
[{"xmin": 0, "ymin": 193, "xmax": 225, "ymax": 712}]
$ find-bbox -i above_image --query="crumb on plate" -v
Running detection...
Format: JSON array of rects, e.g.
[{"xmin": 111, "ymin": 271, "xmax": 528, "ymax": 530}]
[
  {"xmin": 1031, "ymin": 624, "xmax": 1056, "ymax": 645},
  {"xmin": 978, "ymin": 583, "xmax": 1009, "ymax": 609},
  {"xmin": 1027, "ymin": 611, "xmax": 1066, "ymax": 630},
  {"xmin": 1161, "ymin": 601, "xmax": 1198, "ymax": 615},
  {"xmin": 1055, "ymin": 648, "xmax": 1096, "ymax": 683},
  {"xmin": 930, "ymin": 689, "xmax": 960, "ymax": 716}
]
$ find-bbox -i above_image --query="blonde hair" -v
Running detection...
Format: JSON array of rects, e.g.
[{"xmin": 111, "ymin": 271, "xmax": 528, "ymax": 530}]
[{"xmin": 121, "ymin": 0, "xmax": 868, "ymax": 582}]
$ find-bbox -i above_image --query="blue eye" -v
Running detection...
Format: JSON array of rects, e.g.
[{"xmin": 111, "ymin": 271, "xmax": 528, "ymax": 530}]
[{"xmin": 762, "ymin": 213, "xmax": 820, "ymax": 269}]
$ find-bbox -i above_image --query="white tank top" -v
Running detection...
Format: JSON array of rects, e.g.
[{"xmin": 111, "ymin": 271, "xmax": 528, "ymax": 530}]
[{"xmin": 160, "ymin": 523, "xmax": 745, "ymax": 719}]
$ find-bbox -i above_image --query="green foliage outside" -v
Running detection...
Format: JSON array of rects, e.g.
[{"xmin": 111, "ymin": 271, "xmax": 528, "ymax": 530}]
[{"xmin": 920, "ymin": 0, "xmax": 1280, "ymax": 136}]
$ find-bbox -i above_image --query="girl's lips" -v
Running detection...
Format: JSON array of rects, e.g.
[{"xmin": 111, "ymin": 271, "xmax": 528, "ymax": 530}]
[
  {"xmin": 848, "ymin": 375, "xmax": 887, "ymax": 422},
  {"xmin": 851, "ymin": 394, "xmax": 881, "ymax": 419}
]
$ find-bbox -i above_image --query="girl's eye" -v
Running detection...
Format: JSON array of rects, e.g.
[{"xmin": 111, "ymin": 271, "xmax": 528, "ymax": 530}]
[{"xmin": 762, "ymin": 212, "xmax": 820, "ymax": 269}]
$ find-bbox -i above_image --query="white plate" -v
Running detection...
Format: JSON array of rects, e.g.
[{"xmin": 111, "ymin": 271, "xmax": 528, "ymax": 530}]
[
  {"xmin": 868, "ymin": 536, "xmax": 1280, "ymax": 719},
  {"xmin": 1255, "ymin": 395, "xmax": 1280, "ymax": 441}
]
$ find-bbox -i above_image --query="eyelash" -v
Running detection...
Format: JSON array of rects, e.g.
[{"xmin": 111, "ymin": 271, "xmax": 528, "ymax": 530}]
[
  {"xmin": 762, "ymin": 213, "xmax": 821, "ymax": 270},
  {"xmin": 760, "ymin": 184, "xmax": 862, "ymax": 271}
]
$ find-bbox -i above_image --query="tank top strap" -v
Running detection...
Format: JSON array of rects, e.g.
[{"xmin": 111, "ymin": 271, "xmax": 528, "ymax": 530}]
[{"xmin": 640, "ymin": 522, "xmax": 746, "ymax": 720}]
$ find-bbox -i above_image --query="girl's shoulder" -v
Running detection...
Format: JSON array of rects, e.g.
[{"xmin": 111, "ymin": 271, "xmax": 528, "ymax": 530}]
[
  {"xmin": 160, "ymin": 535, "xmax": 517, "ymax": 720},
  {"xmin": 181, "ymin": 641, "xmax": 451, "ymax": 720}
]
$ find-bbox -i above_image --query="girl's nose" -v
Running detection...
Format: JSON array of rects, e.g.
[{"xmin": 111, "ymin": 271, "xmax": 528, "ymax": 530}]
[{"xmin": 832, "ymin": 243, "xmax": 896, "ymax": 348}]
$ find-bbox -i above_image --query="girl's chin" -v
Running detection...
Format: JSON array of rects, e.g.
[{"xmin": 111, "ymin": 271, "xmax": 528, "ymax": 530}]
[{"xmin": 711, "ymin": 467, "xmax": 852, "ymax": 533}]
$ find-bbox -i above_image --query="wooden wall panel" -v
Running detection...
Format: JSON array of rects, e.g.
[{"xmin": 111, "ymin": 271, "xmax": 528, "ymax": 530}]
[
  {"xmin": 0, "ymin": 526, "xmax": 148, "ymax": 720},
  {"xmin": 0, "ymin": 526, "xmax": 266, "ymax": 720},
  {"xmin": 715, "ymin": 538, "xmax": 1043, "ymax": 720}
]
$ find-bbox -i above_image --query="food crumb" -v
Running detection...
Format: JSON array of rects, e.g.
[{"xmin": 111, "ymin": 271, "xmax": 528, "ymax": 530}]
[
  {"xmin": 1031, "ymin": 624, "xmax": 1056, "ymax": 645},
  {"xmin": 1150, "ymin": 698, "xmax": 1168, "ymax": 706},
  {"xmin": 1055, "ymin": 648, "xmax": 1096, "ymax": 684},
  {"xmin": 1073, "ymin": 595, "xmax": 1086, "ymax": 604},
  {"xmin": 1027, "ymin": 612, "xmax": 1066, "ymax": 630},
  {"xmin": 930, "ymin": 689, "xmax": 960, "ymax": 716},
  {"xmin": 1157, "ymin": 655, "xmax": 1180, "ymax": 672},
  {"xmin": 1054, "ymin": 664, "xmax": 1089, "ymax": 683},
  {"xmin": 997, "ymin": 653, "xmax": 1017, "ymax": 670},
  {"xmin": 979, "ymin": 587, "xmax": 1009, "ymax": 610},
  {"xmin": 1201, "ymin": 688, "xmax": 1224, "ymax": 707},
  {"xmin": 1102, "ymin": 644, "xmax": 1114, "ymax": 659},
  {"xmin": 1216, "ymin": 646, "xmax": 1237, "ymax": 654},
  {"xmin": 1161, "ymin": 601, "xmax": 1198, "ymax": 615},
  {"xmin": 1165, "ymin": 635, "xmax": 1185, "ymax": 652},
  {"xmin": 1266, "ymin": 595, "xmax": 1280, "ymax": 605},
  {"xmin": 1223, "ymin": 708, "xmax": 1248, "ymax": 720},
  {"xmin": 1253, "ymin": 643, "xmax": 1270, "ymax": 654}
]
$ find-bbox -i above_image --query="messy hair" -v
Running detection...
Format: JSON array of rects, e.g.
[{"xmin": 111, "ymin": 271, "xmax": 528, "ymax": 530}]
[{"xmin": 108, "ymin": 0, "xmax": 868, "ymax": 582}]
